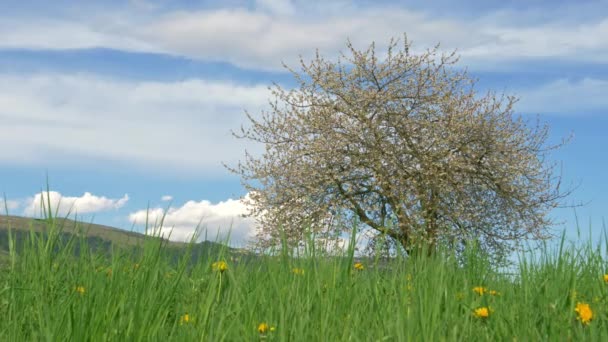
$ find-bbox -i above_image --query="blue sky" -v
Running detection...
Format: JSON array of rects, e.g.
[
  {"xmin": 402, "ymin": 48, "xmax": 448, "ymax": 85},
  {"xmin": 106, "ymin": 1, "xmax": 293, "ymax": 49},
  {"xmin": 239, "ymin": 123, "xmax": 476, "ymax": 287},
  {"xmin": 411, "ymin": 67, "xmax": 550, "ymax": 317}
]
[{"xmin": 0, "ymin": 0, "xmax": 607, "ymax": 250}]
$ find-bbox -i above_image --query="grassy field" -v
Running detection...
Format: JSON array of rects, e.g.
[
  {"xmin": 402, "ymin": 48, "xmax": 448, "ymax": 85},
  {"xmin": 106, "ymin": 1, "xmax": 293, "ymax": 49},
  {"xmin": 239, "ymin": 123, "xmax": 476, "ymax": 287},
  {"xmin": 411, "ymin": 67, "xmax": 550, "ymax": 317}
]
[{"xmin": 1, "ymin": 211, "xmax": 607, "ymax": 341}]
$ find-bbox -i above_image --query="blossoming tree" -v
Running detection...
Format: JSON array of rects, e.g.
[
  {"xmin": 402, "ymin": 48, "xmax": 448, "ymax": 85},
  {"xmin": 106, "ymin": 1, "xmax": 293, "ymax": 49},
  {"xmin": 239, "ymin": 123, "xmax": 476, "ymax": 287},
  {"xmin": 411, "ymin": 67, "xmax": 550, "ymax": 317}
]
[{"xmin": 227, "ymin": 34, "xmax": 573, "ymax": 262}]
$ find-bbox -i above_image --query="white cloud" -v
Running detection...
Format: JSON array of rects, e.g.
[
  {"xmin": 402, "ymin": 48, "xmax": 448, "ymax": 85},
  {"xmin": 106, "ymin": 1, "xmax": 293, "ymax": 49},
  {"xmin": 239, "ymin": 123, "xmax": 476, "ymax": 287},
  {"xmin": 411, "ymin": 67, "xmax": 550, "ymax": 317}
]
[
  {"xmin": 0, "ymin": 73, "xmax": 269, "ymax": 175},
  {"xmin": 0, "ymin": 59, "xmax": 603, "ymax": 180},
  {"xmin": 126, "ymin": 193, "xmax": 372, "ymax": 251},
  {"xmin": 134, "ymin": 8, "xmax": 471, "ymax": 71},
  {"xmin": 161, "ymin": 195, "xmax": 173, "ymax": 201},
  {"xmin": 23, "ymin": 191, "xmax": 129, "ymax": 217},
  {"xmin": 0, "ymin": 199, "xmax": 21, "ymax": 213},
  {"xmin": 0, "ymin": 18, "xmax": 160, "ymax": 53},
  {"xmin": 1, "ymin": 4, "xmax": 607, "ymax": 71},
  {"xmin": 516, "ymin": 78, "xmax": 608, "ymax": 115},
  {"xmin": 126, "ymin": 192, "xmax": 394, "ymax": 253},
  {"xmin": 128, "ymin": 193, "xmax": 256, "ymax": 245}
]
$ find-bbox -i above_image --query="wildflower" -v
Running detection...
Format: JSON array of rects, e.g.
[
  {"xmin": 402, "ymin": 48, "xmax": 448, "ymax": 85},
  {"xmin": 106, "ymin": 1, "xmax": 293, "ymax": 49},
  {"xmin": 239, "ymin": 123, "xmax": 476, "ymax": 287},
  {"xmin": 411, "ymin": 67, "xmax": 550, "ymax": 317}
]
[
  {"xmin": 258, "ymin": 322, "xmax": 269, "ymax": 334},
  {"xmin": 180, "ymin": 313, "xmax": 192, "ymax": 325},
  {"xmin": 75, "ymin": 286, "xmax": 85, "ymax": 295},
  {"xmin": 212, "ymin": 261, "xmax": 228, "ymax": 273},
  {"xmin": 489, "ymin": 290, "xmax": 500, "ymax": 296},
  {"xmin": 575, "ymin": 302, "xmax": 593, "ymax": 325},
  {"xmin": 473, "ymin": 286, "xmax": 487, "ymax": 296},
  {"xmin": 257, "ymin": 322, "xmax": 275, "ymax": 334},
  {"xmin": 292, "ymin": 268, "xmax": 305, "ymax": 275},
  {"xmin": 604, "ymin": 274, "xmax": 608, "ymax": 283},
  {"xmin": 354, "ymin": 262, "xmax": 364, "ymax": 271},
  {"xmin": 473, "ymin": 307, "xmax": 491, "ymax": 319}
]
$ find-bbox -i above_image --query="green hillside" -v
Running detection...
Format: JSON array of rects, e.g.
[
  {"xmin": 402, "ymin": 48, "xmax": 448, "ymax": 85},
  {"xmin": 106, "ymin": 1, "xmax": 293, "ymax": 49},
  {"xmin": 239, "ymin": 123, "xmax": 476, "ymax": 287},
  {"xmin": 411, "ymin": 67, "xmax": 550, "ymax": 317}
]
[{"xmin": 0, "ymin": 215, "xmax": 254, "ymax": 267}]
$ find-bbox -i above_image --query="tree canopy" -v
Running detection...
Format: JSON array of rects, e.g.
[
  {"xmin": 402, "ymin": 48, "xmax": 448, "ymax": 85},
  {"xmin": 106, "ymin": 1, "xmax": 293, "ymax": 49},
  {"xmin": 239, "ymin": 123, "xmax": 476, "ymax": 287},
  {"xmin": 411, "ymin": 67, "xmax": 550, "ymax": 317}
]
[{"xmin": 228, "ymin": 35, "xmax": 571, "ymax": 262}]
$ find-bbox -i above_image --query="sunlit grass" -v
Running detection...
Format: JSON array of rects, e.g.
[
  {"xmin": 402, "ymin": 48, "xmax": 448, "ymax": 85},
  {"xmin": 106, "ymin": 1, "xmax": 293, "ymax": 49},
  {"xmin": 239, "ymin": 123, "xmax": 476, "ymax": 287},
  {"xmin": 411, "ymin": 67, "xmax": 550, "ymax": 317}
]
[{"xmin": 1, "ymin": 193, "xmax": 607, "ymax": 340}]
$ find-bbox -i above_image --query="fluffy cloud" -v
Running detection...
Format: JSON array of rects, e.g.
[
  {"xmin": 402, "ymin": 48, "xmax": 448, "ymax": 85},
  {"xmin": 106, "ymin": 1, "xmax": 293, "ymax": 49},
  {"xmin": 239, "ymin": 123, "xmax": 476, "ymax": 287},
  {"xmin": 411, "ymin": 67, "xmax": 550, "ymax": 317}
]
[
  {"xmin": 516, "ymin": 77, "xmax": 608, "ymax": 115},
  {"xmin": 126, "ymin": 193, "xmax": 373, "ymax": 252},
  {"xmin": 0, "ymin": 73, "xmax": 269, "ymax": 175},
  {"xmin": 0, "ymin": 199, "xmax": 21, "ymax": 213},
  {"xmin": 0, "ymin": 18, "xmax": 160, "ymax": 53},
  {"xmin": 22, "ymin": 191, "xmax": 129, "ymax": 217},
  {"xmin": 128, "ymin": 193, "xmax": 256, "ymax": 246},
  {"xmin": 1, "ymin": 4, "xmax": 607, "ymax": 71},
  {"xmin": 0, "ymin": 64, "xmax": 602, "ymax": 182}
]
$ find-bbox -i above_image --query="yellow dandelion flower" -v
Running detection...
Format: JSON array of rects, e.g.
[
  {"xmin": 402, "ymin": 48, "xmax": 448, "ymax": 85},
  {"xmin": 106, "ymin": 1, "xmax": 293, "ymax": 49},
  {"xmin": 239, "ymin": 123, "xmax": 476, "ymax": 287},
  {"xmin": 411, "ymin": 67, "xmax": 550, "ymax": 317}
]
[
  {"xmin": 354, "ymin": 262, "xmax": 364, "ymax": 271},
  {"xmin": 575, "ymin": 302, "xmax": 593, "ymax": 325},
  {"xmin": 292, "ymin": 268, "xmax": 305, "ymax": 275},
  {"xmin": 75, "ymin": 286, "xmax": 85, "ymax": 295},
  {"xmin": 489, "ymin": 290, "xmax": 500, "ymax": 296},
  {"xmin": 258, "ymin": 322, "xmax": 274, "ymax": 334},
  {"xmin": 473, "ymin": 307, "xmax": 491, "ymax": 319},
  {"xmin": 212, "ymin": 261, "xmax": 228, "ymax": 273},
  {"xmin": 179, "ymin": 313, "xmax": 191, "ymax": 325},
  {"xmin": 603, "ymin": 274, "xmax": 608, "ymax": 283},
  {"xmin": 473, "ymin": 286, "xmax": 487, "ymax": 296}
]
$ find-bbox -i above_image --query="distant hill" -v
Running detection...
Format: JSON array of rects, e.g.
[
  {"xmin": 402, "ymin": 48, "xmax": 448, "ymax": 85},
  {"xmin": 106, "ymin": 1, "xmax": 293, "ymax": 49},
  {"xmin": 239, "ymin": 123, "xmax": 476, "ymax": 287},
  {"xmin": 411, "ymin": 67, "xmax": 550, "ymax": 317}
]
[
  {"xmin": 0, "ymin": 215, "xmax": 398, "ymax": 271},
  {"xmin": 0, "ymin": 215, "xmax": 254, "ymax": 266}
]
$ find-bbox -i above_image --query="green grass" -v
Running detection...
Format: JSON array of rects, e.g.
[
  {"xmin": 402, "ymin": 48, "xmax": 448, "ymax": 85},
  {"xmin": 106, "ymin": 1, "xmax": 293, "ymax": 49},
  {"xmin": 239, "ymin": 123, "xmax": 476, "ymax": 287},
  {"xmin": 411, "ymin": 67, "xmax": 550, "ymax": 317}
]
[{"xmin": 1, "ymin": 211, "xmax": 607, "ymax": 341}]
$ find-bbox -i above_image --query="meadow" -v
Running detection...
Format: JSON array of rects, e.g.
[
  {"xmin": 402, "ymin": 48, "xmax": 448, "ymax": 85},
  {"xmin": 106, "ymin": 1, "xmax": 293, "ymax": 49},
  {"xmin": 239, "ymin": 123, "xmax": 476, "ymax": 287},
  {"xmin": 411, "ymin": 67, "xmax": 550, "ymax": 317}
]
[{"xmin": 1, "ymin": 207, "xmax": 607, "ymax": 341}]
